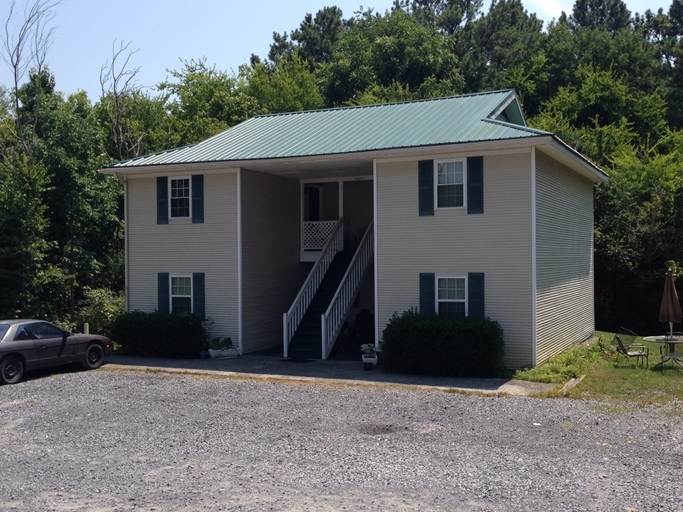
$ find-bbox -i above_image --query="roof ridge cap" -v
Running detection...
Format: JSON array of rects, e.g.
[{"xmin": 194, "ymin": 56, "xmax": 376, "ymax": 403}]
[{"xmin": 252, "ymin": 89, "xmax": 517, "ymax": 119}]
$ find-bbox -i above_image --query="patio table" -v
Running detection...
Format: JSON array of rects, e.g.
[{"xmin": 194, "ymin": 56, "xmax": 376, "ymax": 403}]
[{"xmin": 643, "ymin": 335, "xmax": 683, "ymax": 369}]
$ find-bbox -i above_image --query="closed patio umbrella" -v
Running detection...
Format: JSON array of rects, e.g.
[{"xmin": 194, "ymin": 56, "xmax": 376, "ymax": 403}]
[{"xmin": 659, "ymin": 269, "xmax": 682, "ymax": 337}]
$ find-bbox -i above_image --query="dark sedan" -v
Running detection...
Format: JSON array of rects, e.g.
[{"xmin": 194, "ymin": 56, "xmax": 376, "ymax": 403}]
[{"xmin": 0, "ymin": 319, "xmax": 113, "ymax": 384}]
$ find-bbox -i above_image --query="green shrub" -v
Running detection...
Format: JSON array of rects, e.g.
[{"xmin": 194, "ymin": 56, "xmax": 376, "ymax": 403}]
[
  {"xmin": 110, "ymin": 311, "xmax": 208, "ymax": 358},
  {"xmin": 380, "ymin": 309, "xmax": 505, "ymax": 377},
  {"xmin": 74, "ymin": 287, "xmax": 125, "ymax": 336}
]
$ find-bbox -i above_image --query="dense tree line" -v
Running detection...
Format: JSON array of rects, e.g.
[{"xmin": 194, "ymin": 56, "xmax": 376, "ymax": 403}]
[{"xmin": 2, "ymin": 0, "xmax": 683, "ymax": 334}]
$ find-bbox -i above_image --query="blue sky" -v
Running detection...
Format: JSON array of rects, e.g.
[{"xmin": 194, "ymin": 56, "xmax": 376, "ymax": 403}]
[{"xmin": 0, "ymin": 0, "xmax": 671, "ymax": 101}]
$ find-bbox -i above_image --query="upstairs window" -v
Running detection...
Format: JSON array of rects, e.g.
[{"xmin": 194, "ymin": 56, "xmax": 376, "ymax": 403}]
[
  {"xmin": 436, "ymin": 160, "xmax": 465, "ymax": 208},
  {"xmin": 170, "ymin": 178, "xmax": 190, "ymax": 218}
]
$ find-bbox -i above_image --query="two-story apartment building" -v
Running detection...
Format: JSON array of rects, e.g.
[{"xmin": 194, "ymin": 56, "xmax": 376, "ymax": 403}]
[{"xmin": 101, "ymin": 90, "xmax": 607, "ymax": 369}]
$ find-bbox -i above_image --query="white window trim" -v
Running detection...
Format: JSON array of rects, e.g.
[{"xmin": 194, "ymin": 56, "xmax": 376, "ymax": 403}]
[
  {"xmin": 435, "ymin": 275, "xmax": 468, "ymax": 316},
  {"xmin": 169, "ymin": 176, "xmax": 192, "ymax": 220},
  {"xmin": 170, "ymin": 274, "xmax": 193, "ymax": 314},
  {"xmin": 434, "ymin": 158, "xmax": 467, "ymax": 210}
]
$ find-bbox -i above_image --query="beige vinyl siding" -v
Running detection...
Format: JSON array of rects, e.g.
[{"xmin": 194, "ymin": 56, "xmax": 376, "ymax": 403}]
[
  {"xmin": 127, "ymin": 172, "xmax": 239, "ymax": 341},
  {"xmin": 535, "ymin": 150, "xmax": 595, "ymax": 364},
  {"xmin": 376, "ymin": 152, "xmax": 534, "ymax": 369},
  {"xmin": 241, "ymin": 169, "xmax": 303, "ymax": 353}
]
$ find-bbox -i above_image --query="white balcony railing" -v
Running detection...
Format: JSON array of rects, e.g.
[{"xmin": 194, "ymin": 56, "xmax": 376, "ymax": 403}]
[
  {"xmin": 283, "ymin": 217, "xmax": 344, "ymax": 358},
  {"xmin": 321, "ymin": 221, "xmax": 374, "ymax": 359}
]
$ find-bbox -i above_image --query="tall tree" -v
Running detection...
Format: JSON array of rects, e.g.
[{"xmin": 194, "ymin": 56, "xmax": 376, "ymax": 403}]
[
  {"xmin": 158, "ymin": 58, "xmax": 263, "ymax": 146},
  {"xmin": 291, "ymin": 6, "xmax": 348, "ymax": 68},
  {"xmin": 242, "ymin": 52, "xmax": 324, "ymax": 113},
  {"xmin": 323, "ymin": 9, "xmax": 462, "ymax": 105},
  {"xmin": 568, "ymin": 0, "xmax": 631, "ymax": 33},
  {"xmin": 461, "ymin": 0, "xmax": 544, "ymax": 94}
]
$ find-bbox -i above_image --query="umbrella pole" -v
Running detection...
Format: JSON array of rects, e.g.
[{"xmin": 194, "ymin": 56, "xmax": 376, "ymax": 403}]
[{"xmin": 670, "ymin": 322, "xmax": 674, "ymax": 338}]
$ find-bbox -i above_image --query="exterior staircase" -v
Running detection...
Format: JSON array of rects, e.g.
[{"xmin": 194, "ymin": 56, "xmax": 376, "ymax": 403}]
[{"xmin": 287, "ymin": 250, "xmax": 354, "ymax": 359}]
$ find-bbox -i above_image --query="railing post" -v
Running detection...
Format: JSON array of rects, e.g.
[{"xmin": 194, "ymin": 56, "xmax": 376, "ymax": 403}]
[
  {"xmin": 283, "ymin": 313, "xmax": 289, "ymax": 358},
  {"xmin": 321, "ymin": 316, "xmax": 327, "ymax": 360}
]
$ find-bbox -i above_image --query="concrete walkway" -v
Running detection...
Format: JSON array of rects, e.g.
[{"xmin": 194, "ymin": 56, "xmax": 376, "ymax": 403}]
[{"xmin": 103, "ymin": 353, "xmax": 557, "ymax": 396}]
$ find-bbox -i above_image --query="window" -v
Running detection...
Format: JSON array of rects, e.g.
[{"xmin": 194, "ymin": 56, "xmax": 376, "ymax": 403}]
[
  {"xmin": 437, "ymin": 277, "xmax": 467, "ymax": 316},
  {"xmin": 28, "ymin": 322, "xmax": 65, "ymax": 339},
  {"xmin": 170, "ymin": 178, "xmax": 190, "ymax": 218},
  {"xmin": 436, "ymin": 160, "xmax": 465, "ymax": 208},
  {"xmin": 171, "ymin": 276, "xmax": 193, "ymax": 314}
]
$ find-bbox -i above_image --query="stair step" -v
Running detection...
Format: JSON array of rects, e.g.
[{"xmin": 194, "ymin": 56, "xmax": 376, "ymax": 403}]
[{"xmin": 288, "ymin": 248, "xmax": 361, "ymax": 359}]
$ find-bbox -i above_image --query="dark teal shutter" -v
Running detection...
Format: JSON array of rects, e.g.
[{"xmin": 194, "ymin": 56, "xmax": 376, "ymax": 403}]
[
  {"xmin": 158, "ymin": 273, "xmax": 169, "ymax": 313},
  {"xmin": 468, "ymin": 272, "xmax": 485, "ymax": 318},
  {"xmin": 192, "ymin": 174, "xmax": 204, "ymax": 223},
  {"xmin": 467, "ymin": 156, "xmax": 483, "ymax": 214},
  {"xmin": 418, "ymin": 160, "xmax": 434, "ymax": 216},
  {"xmin": 157, "ymin": 177, "xmax": 168, "ymax": 224},
  {"xmin": 193, "ymin": 272, "xmax": 205, "ymax": 321},
  {"xmin": 419, "ymin": 273, "xmax": 436, "ymax": 315}
]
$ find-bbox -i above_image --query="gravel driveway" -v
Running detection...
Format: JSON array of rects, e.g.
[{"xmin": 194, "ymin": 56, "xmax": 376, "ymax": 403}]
[{"xmin": 1, "ymin": 367, "xmax": 682, "ymax": 511}]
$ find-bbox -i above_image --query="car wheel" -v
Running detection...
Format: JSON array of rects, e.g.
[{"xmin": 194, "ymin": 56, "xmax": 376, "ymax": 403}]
[
  {"xmin": 82, "ymin": 343, "xmax": 104, "ymax": 370},
  {"xmin": 0, "ymin": 355, "xmax": 25, "ymax": 385}
]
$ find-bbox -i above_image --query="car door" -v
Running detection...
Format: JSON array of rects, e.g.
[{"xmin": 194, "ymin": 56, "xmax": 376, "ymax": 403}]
[
  {"xmin": 27, "ymin": 322, "xmax": 78, "ymax": 367},
  {"xmin": 6, "ymin": 325, "xmax": 42, "ymax": 370}
]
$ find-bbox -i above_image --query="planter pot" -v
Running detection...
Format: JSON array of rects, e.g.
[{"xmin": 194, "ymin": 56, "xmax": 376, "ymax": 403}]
[
  {"xmin": 209, "ymin": 348, "xmax": 239, "ymax": 359},
  {"xmin": 199, "ymin": 350, "xmax": 210, "ymax": 360},
  {"xmin": 361, "ymin": 353, "xmax": 378, "ymax": 370}
]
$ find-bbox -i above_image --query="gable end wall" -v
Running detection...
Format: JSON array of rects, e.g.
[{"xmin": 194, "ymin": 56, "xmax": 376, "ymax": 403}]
[{"xmin": 535, "ymin": 150, "xmax": 595, "ymax": 364}]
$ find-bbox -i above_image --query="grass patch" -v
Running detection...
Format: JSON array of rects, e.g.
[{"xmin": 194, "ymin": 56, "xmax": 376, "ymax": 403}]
[
  {"xmin": 513, "ymin": 331, "xmax": 683, "ymax": 404},
  {"xmin": 513, "ymin": 342, "xmax": 603, "ymax": 384}
]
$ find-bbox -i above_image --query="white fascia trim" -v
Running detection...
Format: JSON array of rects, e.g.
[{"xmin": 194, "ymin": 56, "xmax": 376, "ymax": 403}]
[
  {"xmin": 237, "ymin": 168, "xmax": 243, "ymax": 354},
  {"xmin": 375, "ymin": 145, "xmax": 532, "ymax": 165},
  {"xmin": 531, "ymin": 148, "xmax": 537, "ymax": 367},
  {"xmin": 373, "ymin": 159, "xmax": 379, "ymax": 348},
  {"xmin": 102, "ymin": 166, "xmax": 240, "ymax": 178},
  {"xmin": 543, "ymin": 138, "xmax": 608, "ymax": 183}
]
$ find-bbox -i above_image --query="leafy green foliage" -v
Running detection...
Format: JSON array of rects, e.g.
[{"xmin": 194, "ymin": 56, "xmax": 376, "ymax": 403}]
[
  {"xmin": 380, "ymin": 309, "xmax": 505, "ymax": 377},
  {"xmin": 110, "ymin": 311, "xmax": 208, "ymax": 358},
  {"xmin": 323, "ymin": 9, "xmax": 462, "ymax": 105},
  {"xmin": 242, "ymin": 52, "xmax": 323, "ymax": 113},
  {"xmin": 74, "ymin": 287, "xmax": 125, "ymax": 336},
  {"xmin": 158, "ymin": 58, "xmax": 264, "ymax": 146}
]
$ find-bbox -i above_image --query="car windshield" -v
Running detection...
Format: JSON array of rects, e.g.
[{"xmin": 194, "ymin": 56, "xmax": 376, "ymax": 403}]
[{"xmin": 0, "ymin": 324, "xmax": 9, "ymax": 341}]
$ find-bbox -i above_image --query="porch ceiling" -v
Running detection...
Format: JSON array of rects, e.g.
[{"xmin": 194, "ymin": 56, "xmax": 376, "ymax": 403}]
[{"xmin": 242, "ymin": 154, "xmax": 374, "ymax": 180}]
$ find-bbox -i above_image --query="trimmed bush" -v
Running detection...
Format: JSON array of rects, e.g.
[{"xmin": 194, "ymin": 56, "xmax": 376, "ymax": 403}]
[
  {"xmin": 380, "ymin": 309, "xmax": 505, "ymax": 377},
  {"xmin": 110, "ymin": 311, "xmax": 208, "ymax": 358}
]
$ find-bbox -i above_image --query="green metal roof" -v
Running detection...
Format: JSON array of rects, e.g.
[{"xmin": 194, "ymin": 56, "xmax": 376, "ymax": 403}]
[{"xmin": 107, "ymin": 90, "xmax": 550, "ymax": 169}]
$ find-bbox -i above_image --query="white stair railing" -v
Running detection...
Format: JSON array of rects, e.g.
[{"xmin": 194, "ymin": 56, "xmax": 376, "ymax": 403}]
[
  {"xmin": 283, "ymin": 217, "xmax": 344, "ymax": 357},
  {"xmin": 321, "ymin": 222, "xmax": 374, "ymax": 359}
]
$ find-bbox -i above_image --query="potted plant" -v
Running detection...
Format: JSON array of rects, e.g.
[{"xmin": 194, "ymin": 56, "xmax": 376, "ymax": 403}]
[
  {"xmin": 361, "ymin": 343, "xmax": 378, "ymax": 370},
  {"xmin": 208, "ymin": 337, "xmax": 239, "ymax": 359}
]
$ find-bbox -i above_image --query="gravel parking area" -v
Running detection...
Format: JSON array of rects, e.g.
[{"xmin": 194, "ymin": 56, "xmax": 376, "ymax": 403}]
[{"xmin": 1, "ymin": 367, "xmax": 682, "ymax": 511}]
